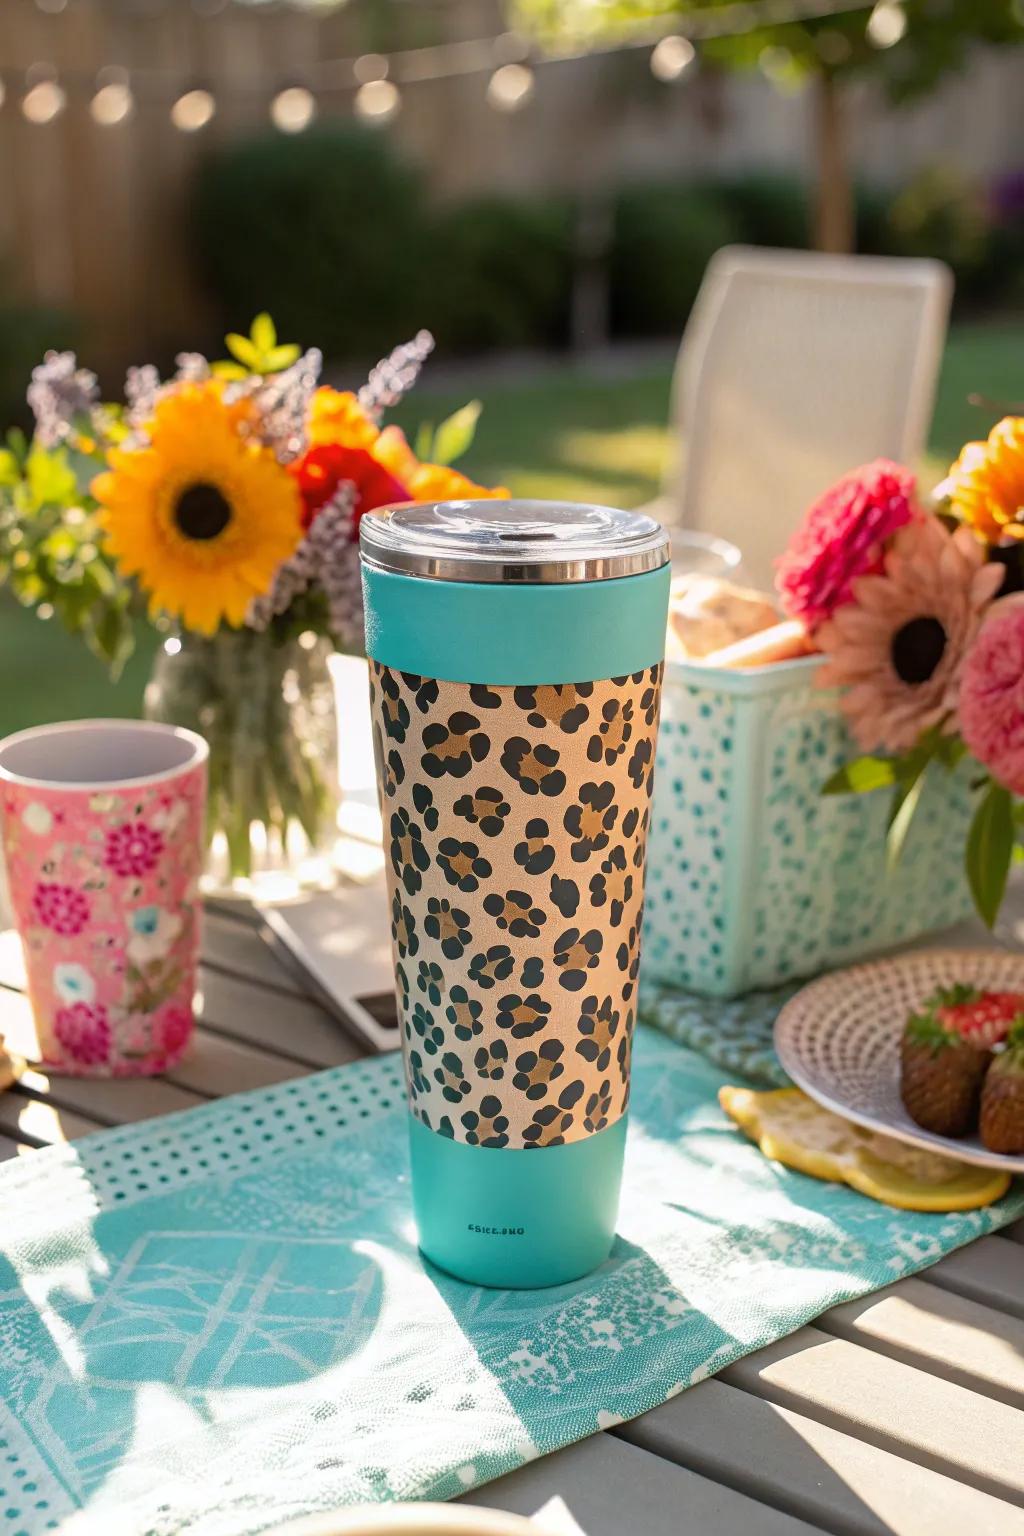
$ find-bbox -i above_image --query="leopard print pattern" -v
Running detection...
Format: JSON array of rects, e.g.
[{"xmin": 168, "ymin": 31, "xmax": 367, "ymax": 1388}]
[{"xmin": 370, "ymin": 662, "xmax": 664, "ymax": 1150}]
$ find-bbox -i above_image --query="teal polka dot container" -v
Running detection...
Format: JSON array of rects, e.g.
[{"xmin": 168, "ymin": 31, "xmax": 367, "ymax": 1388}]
[{"xmin": 643, "ymin": 656, "xmax": 976, "ymax": 998}]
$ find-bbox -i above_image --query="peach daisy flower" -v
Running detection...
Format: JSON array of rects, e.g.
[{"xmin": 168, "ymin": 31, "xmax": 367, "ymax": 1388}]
[{"xmin": 817, "ymin": 518, "xmax": 1005, "ymax": 755}]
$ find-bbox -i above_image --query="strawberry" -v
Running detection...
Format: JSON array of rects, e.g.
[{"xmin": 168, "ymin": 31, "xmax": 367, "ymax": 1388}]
[
  {"xmin": 900, "ymin": 1004, "xmax": 990, "ymax": 1138},
  {"xmin": 980, "ymin": 1019, "xmax": 1024, "ymax": 1154},
  {"xmin": 933, "ymin": 984, "xmax": 1024, "ymax": 1050}
]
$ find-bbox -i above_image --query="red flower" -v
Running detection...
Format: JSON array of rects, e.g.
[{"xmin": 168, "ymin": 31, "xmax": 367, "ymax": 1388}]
[
  {"xmin": 776, "ymin": 459, "xmax": 921, "ymax": 630},
  {"xmin": 290, "ymin": 444, "xmax": 410, "ymax": 533}
]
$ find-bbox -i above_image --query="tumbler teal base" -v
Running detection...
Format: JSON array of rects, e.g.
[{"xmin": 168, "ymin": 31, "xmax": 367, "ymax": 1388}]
[{"xmin": 408, "ymin": 1112, "xmax": 628, "ymax": 1289}]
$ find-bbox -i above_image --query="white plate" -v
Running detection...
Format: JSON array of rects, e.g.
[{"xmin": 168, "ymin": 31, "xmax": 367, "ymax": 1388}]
[{"xmin": 774, "ymin": 948, "xmax": 1024, "ymax": 1175}]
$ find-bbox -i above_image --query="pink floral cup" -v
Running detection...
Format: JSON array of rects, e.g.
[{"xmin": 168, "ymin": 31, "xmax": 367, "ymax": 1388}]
[{"xmin": 0, "ymin": 718, "xmax": 208, "ymax": 1077}]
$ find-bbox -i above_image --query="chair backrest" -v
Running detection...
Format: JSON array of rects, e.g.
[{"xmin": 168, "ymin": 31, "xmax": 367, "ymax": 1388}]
[{"xmin": 663, "ymin": 246, "xmax": 952, "ymax": 590}]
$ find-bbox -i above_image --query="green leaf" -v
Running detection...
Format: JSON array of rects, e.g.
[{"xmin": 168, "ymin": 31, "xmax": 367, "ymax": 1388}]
[
  {"xmin": 822, "ymin": 755, "xmax": 897, "ymax": 795},
  {"xmin": 25, "ymin": 448, "xmax": 77, "ymax": 509},
  {"xmin": 413, "ymin": 421, "xmax": 435, "ymax": 461},
  {"xmin": 86, "ymin": 599, "xmax": 135, "ymax": 679},
  {"xmin": 5, "ymin": 427, "xmax": 28, "ymax": 467},
  {"xmin": 965, "ymin": 780, "xmax": 1014, "ymax": 928},
  {"xmin": 263, "ymin": 343, "xmax": 300, "ymax": 373},
  {"xmin": 934, "ymin": 734, "xmax": 968, "ymax": 771},
  {"xmin": 431, "ymin": 400, "xmax": 482, "ymax": 467},
  {"xmin": 0, "ymin": 450, "xmax": 19, "ymax": 488},
  {"xmin": 886, "ymin": 759, "xmax": 929, "ymax": 871},
  {"xmin": 211, "ymin": 360, "xmax": 249, "ymax": 381},
  {"xmin": 250, "ymin": 312, "xmax": 276, "ymax": 353},
  {"xmin": 225, "ymin": 334, "xmax": 261, "ymax": 370}
]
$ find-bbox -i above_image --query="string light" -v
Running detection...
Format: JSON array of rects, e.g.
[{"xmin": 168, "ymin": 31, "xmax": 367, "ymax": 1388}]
[
  {"xmin": 650, "ymin": 35, "xmax": 695, "ymax": 81},
  {"xmin": 354, "ymin": 79, "xmax": 401, "ymax": 122},
  {"xmin": 271, "ymin": 86, "xmax": 316, "ymax": 133},
  {"xmin": 171, "ymin": 87, "xmax": 216, "ymax": 131},
  {"xmin": 487, "ymin": 62, "xmax": 534, "ymax": 112},
  {"xmin": 866, "ymin": 0, "xmax": 907, "ymax": 47},
  {"xmin": 22, "ymin": 78, "xmax": 67, "ymax": 125},
  {"xmin": 90, "ymin": 71, "xmax": 134, "ymax": 126},
  {"xmin": 353, "ymin": 54, "xmax": 389, "ymax": 85},
  {"xmin": 4, "ymin": 0, "xmax": 893, "ymax": 135}
]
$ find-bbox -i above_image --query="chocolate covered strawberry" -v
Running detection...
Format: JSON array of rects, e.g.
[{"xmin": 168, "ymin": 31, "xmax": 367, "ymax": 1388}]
[
  {"xmin": 900, "ymin": 1000, "xmax": 990, "ymax": 1138},
  {"xmin": 933, "ymin": 985, "xmax": 1024, "ymax": 1050},
  {"xmin": 980, "ymin": 1020, "xmax": 1024, "ymax": 1155}
]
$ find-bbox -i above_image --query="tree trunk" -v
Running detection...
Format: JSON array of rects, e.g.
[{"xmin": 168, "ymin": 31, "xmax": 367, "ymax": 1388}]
[{"xmin": 813, "ymin": 71, "xmax": 854, "ymax": 254}]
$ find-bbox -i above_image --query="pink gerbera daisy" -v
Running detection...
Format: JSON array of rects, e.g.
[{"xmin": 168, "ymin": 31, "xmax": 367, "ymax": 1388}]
[{"xmin": 777, "ymin": 459, "xmax": 921, "ymax": 630}]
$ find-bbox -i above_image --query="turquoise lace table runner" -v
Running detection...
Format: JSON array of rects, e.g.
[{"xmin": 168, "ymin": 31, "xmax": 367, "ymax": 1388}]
[
  {"xmin": 2, "ymin": 1025, "xmax": 1021, "ymax": 1536},
  {"xmin": 639, "ymin": 980, "xmax": 797, "ymax": 1086}
]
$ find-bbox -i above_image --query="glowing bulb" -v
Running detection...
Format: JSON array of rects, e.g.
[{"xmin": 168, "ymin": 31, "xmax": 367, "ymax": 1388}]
[
  {"xmin": 353, "ymin": 53, "xmax": 388, "ymax": 85},
  {"xmin": 867, "ymin": 1, "xmax": 907, "ymax": 48},
  {"xmin": 22, "ymin": 80, "xmax": 66, "ymax": 125},
  {"xmin": 171, "ymin": 88, "xmax": 216, "ymax": 132},
  {"xmin": 487, "ymin": 63, "xmax": 534, "ymax": 113},
  {"xmin": 91, "ymin": 81, "xmax": 134, "ymax": 126},
  {"xmin": 271, "ymin": 86, "xmax": 316, "ymax": 134},
  {"xmin": 650, "ymin": 35, "xmax": 695, "ymax": 82},
  {"xmin": 354, "ymin": 79, "xmax": 400, "ymax": 122}
]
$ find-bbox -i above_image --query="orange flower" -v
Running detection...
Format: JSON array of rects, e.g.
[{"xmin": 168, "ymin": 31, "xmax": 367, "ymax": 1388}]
[
  {"xmin": 307, "ymin": 388, "xmax": 380, "ymax": 452},
  {"xmin": 947, "ymin": 417, "xmax": 1024, "ymax": 544},
  {"xmin": 374, "ymin": 425, "xmax": 507, "ymax": 503}
]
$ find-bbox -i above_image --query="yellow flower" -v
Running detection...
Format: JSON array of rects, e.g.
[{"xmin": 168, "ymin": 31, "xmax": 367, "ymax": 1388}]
[
  {"xmin": 947, "ymin": 417, "xmax": 1024, "ymax": 543},
  {"xmin": 92, "ymin": 382, "xmax": 302, "ymax": 635}
]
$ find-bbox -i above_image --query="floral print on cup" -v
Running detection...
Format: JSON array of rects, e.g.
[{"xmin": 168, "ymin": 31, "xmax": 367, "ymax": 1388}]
[{"xmin": 0, "ymin": 757, "xmax": 205, "ymax": 1077}]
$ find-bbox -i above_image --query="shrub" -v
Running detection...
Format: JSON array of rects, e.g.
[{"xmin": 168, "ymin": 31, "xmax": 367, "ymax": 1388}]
[
  {"xmin": 428, "ymin": 195, "xmax": 575, "ymax": 352},
  {"xmin": 713, "ymin": 171, "xmax": 812, "ymax": 250},
  {"xmin": 192, "ymin": 126, "xmax": 430, "ymax": 361},
  {"xmin": 609, "ymin": 184, "xmax": 741, "ymax": 337}
]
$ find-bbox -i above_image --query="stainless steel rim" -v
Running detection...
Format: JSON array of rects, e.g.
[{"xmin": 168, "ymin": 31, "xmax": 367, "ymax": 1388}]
[{"xmin": 359, "ymin": 499, "xmax": 670, "ymax": 584}]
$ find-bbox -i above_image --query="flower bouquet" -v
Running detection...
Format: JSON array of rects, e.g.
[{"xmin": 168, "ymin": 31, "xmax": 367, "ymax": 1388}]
[
  {"xmin": 776, "ymin": 424, "xmax": 1024, "ymax": 928},
  {"xmin": 0, "ymin": 317, "xmax": 505, "ymax": 893}
]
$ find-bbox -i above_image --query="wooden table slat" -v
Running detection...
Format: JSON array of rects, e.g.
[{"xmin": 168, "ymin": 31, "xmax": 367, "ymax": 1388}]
[
  {"xmin": 721, "ymin": 1324, "xmax": 1024, "ymax": 1508},
  {"xmin": 463, "ymin": 1428, "xmax": 827, "ymax": 1536},
  {"xmin": 927, "ymin": 1235, "xmax": 1024, "ymax": 1321},
  {"xmin": 14, "ymin": 1065, "xmax": 205, "ymax": 1127},
  {"xmin": 0, "ymin": 1133, "xmax": 24, "ymax": 1162},
  {"xmin": 0, "ymin": 1089, "xmax": 104, "ymax": 1147},
  {"xmin": 616, "ymin": 1375, "xmax": 1024, "ymax": 1536},
  {"xmin": 1006, "ymin": 1220, "xmax": 1024, "ymax": 1246},
  {"xmin": 165, "ymin": 1028, "xmax": 309, "ymax": 1097},
  {"xmin": 818, "ymin": 1275, "xmax": 1024, "ymax": 1410},
  {"xmin": 197, "ymin": 967, "xmax": 361, "ymax": 1070},
  {"xmin": 201, "ymin": 908, "xmax": 307, "ymax": 999}
]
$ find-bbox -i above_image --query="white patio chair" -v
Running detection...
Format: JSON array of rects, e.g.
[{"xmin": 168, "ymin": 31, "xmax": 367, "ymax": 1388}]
[{"xmin": 650, "ymin": 246, "xmax": 952, "ymax": 591}]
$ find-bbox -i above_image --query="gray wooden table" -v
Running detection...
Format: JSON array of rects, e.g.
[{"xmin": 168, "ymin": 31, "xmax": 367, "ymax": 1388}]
[{"xmin": 1, "ymin": 903, "xmax": 1022, "ymax": 1536}]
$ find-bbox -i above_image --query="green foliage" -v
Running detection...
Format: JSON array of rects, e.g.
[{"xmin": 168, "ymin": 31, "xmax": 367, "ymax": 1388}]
[
  {"xmin": 513, "ymin": 0, "xmax": 1024, "ymax": 101},
  {"xmin": 966, "ymin": 779, "xmax": 1015, "ymax": 927},
  {"xmin": 213, "ymin": 312, "xmax": 301, "ymax": 379},
  {"xmin": 0, "ymin": 433, "xmax": 135, "ymax": 676},
  {"xmin": 610, "ymin": 184, "xmax": 741, "ymax": 337},
  {"xmin": 425, "ymin": 401, "xmax": 482, "ymax": 467},
  {"xmin": 426, "ymin": 195, "xmax": 575, "ymax": 353},
  {"xmin": 194, "ymin": 126, "xmax": 428, "ymax": 361}
]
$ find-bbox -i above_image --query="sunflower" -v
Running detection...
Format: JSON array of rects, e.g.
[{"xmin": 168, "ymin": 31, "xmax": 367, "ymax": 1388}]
[
  {"xmin": 947, "ymin": 417, "xmax": 1024, "ymax": 544},
  {"xmin": 92, "ymin": 382, "xmax": 303, "ymax": 635}
]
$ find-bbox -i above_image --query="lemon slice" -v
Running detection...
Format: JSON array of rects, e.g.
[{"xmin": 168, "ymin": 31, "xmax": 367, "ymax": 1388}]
[{"xmin": 719, "ymin": 1085, "xmax": 1011, "ymax": 1212}]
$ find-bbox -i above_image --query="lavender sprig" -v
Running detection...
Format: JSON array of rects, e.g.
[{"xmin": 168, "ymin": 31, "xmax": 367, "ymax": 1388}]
[
  {"xmin": 358, "ymin": 330, "xmax": 434, "ymax": 421},
  {"xmin": 247, "ymin": 482, "xmax": 360, "ymax": 646},
  {"xmin": 228, "ymin": 347, "xmax": 323, "ymax": 464},
  {"xmin": 28, "ymin": 351, "xmax": 100, "ymax": 447}
]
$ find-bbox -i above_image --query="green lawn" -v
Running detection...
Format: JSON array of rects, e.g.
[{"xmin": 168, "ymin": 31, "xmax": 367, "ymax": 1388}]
[{"xmin": 0, "ymin": 318, "xmax": 1019, "ymax": 736}]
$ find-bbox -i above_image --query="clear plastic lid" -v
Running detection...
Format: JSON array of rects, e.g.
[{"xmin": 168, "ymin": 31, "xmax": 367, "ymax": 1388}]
[{"xmin": 359, "ymin": 499, "xmax": 670, "ymax": 584}]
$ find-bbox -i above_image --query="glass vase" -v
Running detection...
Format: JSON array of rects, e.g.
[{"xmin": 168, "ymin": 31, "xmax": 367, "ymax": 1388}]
[{"xmin": 145, "ymin": 628, "xmax": 340, "ymax": 899}]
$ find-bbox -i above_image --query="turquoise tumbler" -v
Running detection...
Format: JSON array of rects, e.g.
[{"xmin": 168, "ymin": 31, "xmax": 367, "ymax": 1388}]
[{"xmin": 361, "ymin": 501, "xmax": 670, "ymax": 1288}]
